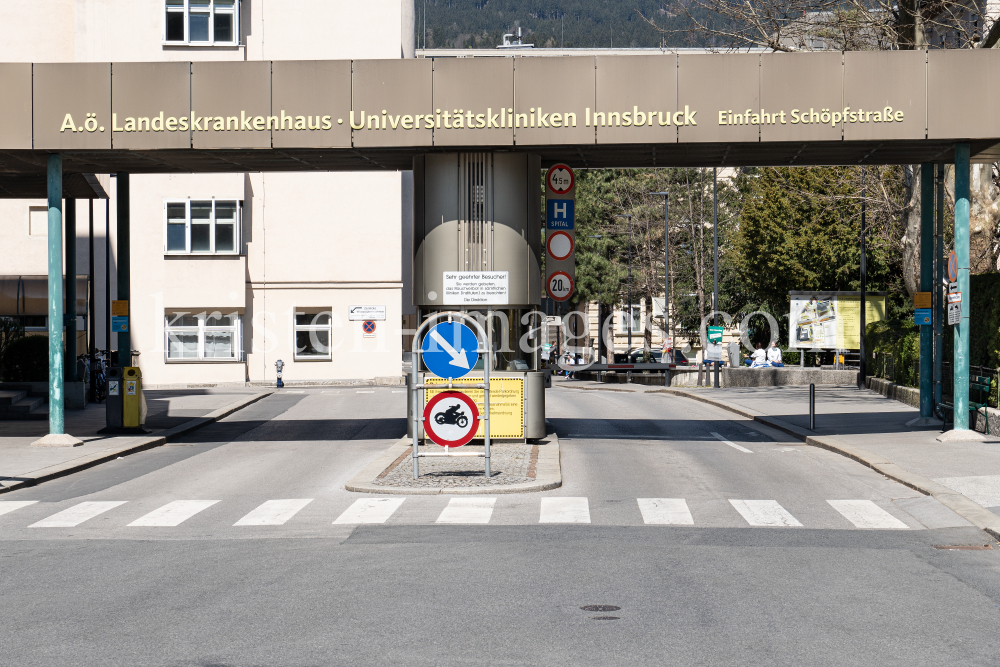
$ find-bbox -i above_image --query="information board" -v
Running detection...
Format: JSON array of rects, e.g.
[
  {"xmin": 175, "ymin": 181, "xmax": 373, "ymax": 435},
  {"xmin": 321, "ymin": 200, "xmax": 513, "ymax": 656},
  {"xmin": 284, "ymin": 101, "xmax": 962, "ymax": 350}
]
[
  {"xmin": 789, "ymin": 293, "xmax": 886, "ymax": 350},
  {"xmin": 425, "ymin": 376, "xmax": 524, "ymax": 439},
  {"xmin": 443, "ymin": 271, "xmax": 509, "ymax": 305}
]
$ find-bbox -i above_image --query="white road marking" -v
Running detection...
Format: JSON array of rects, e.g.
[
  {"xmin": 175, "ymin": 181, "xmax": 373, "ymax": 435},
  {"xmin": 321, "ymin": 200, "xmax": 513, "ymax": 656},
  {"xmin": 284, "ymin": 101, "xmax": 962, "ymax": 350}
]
[
  {"xmin": 128, "ymin": 500, "xmax": 220, "ymax": 527},
  {"xmin": 637, "ymin": 498, "xmax": 694, "ymax": 525},
  {"xmin": 539, "ymin": 497, "xmax": 591, "ymax": 523},
  {"xmin": 0, "ymin": 501, "xmax": 38, "ymax": 517},
  {"xmin": 436, "ymin": 497, "xmax": 496, "ymax": 524},
  {"xmin": 730, "ymin": 500, "xmax": 802, "ymax": 527},
  {"xmin": 321, "ymin": 391, "xmax": 339, "ymax": 394},
  {"xmin": 285, "ymin": 390, "xmax": 305, "ymax": 394},
  {"xmin": 828, "ymin": 500, "xmax": 909, "ymax": 529},
  {"xmin": 357, "ymin": 390, "xmax": 375, "ymax": 394},
  {"xmin": 234, "ymin": 499, "xmax": 314, "ymax": 526},
  {"xmin": 333, "ymin": 498, "xmax": 405, "ymax": 524},
  {"xmin": 710, "ymin": 432, "xmax": 753, "ymax": 453},
  {"xmin": 391, "ymin": 390, "xmax": 406, "ymax": 393},
  {"xmin": 30, "ymin": 501, "xmax": 127, "ymax": 528},
  {"xmin": 565, "ymin": 434, "xmax": 715, "ymax": 440},
  {"xmin": 933, "ymin": 475, "xmax": 1000, "ymax": 507}
]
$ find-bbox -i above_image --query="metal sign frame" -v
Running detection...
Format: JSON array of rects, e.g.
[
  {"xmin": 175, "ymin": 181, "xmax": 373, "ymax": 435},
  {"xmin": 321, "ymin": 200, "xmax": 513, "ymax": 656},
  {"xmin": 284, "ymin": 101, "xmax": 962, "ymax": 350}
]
[{"xmin": 409, "ymin": 311, "xmax": 493, "ymax": 479}]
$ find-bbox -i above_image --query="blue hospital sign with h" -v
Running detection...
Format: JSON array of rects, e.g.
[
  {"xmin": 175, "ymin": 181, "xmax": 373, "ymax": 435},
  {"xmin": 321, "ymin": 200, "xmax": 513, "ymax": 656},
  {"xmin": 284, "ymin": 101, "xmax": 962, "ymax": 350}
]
[{"xmin": 546, "ymin": 200, "xmax": 575, "ymax": 229}]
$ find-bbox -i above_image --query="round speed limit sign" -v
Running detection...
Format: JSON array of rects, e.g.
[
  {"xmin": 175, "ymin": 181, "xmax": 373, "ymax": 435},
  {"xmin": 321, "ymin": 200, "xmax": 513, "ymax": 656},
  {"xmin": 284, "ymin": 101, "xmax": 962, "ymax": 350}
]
[
  {"xmin": 546, "ymin": 164, "xmax": 575, "ymax": 195},
  {"xmin": 547, "ymin": 271, "xmax": 574, "ymax": 302}
]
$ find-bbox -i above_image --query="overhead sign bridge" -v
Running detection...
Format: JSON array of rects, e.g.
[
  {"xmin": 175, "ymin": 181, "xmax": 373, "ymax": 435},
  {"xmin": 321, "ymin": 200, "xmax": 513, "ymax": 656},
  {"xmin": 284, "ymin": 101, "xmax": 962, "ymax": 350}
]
[{"xmin": 2, "ymin": 51, "xmax": 1000, "ymax": 177}]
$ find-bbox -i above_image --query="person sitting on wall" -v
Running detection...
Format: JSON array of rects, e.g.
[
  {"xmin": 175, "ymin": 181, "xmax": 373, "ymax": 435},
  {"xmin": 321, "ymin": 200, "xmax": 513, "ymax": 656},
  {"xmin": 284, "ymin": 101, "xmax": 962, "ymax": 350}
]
[
  {"xmin": 750, "ymin": 343, "xmax": 769, "ymax": 368},
  {"xmin": 767, "ymin": 341, "xmax": 784, "ymax": 367}
]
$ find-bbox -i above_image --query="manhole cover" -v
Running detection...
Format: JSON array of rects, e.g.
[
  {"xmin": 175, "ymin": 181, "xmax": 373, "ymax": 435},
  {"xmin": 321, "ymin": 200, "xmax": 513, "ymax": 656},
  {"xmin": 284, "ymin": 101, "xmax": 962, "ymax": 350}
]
[
  {"xmin": 591, "ymin": 616, "xmax": 620, "ymax": 621},
  {"xmin": 933, "ymin": 544, "xmax": 993, "ymax": 550},
  {"xmin": 581, "ymin": 605, "xmax": 621, "ymax": 612}
]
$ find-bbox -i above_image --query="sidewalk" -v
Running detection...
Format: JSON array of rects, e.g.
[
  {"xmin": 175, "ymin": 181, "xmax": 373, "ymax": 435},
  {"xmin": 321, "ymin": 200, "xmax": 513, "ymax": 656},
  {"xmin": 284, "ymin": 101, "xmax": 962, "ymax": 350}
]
[
  {"xmin": 0, "ymin": 388, "xmax": 271, "ymax": 493},
  {"xmin": 555, "ymin": 378, "xmax": 1000, "ymax": 539}
]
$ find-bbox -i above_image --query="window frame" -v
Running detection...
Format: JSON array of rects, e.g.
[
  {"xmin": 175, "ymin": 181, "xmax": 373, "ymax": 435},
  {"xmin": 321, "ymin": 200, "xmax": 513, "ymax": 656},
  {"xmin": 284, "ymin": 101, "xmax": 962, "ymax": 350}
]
[
  {"xmin": 163, "ymin": 0, "xmax": 241, "ymax": 46},
  {"xmin": 163, "ymin": 199, "xmax": 242, "ymax": 256},
  {"xmin": 164, "ymin": 310, "xmax": 243, "ymax": 362},
  {"xmin": 293, "ymin": 309, "xmax": 334, "ymax": 361}
]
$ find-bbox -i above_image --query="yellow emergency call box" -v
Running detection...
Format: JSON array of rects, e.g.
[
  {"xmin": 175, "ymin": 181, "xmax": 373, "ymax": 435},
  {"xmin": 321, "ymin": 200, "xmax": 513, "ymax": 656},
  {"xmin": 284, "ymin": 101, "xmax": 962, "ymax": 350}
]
[{"xmin": 122, "ymin": 366, "xmax": 142, "ymax": 428}]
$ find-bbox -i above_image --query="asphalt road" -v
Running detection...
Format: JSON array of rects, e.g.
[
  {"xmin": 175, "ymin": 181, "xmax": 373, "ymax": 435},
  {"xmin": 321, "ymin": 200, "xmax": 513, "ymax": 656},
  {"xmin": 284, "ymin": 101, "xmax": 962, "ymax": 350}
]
[{"xmin": 2, "ymin": 385, "xmax": 999, "ymax": 666}]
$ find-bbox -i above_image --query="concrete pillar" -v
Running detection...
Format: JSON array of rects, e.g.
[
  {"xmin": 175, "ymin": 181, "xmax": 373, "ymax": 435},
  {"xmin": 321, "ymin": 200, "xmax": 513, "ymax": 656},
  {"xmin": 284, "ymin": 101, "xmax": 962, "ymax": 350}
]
[
  {"xmin": 919, "ymin": 164, "xmax": 933, "ymax": 417},
  {"xmin": 65, "ymin": 199, "xmax": 77, "ymax": 382},
  {"xmin": 116, "ymin": 173, "xmax": 130, "ymax": 365},
  {"xmin": 953, "ymin": 144, "xmax": 971, "ymax": 430}
]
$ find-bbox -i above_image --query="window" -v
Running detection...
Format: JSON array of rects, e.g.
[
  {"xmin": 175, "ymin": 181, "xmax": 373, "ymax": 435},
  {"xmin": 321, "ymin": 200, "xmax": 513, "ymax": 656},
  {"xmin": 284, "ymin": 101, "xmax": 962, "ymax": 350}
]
[
  {"xmin": 163, "ymin": 200, "xmax": 241, "ymax": 255},
  {"xmin": 619, "ymin": 306, "xmax": 641, "ymax": 332},
  {"xmin": 164, "ymin": 0, "xmax": 239, "ymax": 45},
  {"xmin": 165, "ymin": 311, "xmax": 242, "ymax": 361},
  {"xmin": 28, "ymin": 206, "xmax": 47, "ymax": 236},
  {"xmin": 294, "ymin": 310, "xmax": 332, "ymax": 360}
]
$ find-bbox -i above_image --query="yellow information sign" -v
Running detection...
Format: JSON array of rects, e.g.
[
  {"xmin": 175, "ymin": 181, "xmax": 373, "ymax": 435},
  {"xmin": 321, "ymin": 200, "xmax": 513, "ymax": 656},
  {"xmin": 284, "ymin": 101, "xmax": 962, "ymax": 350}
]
[
  {"xmin": 914, "ymin": 292, "xmax": 932, "ymax": 309},
  {"xmin": 425, "ymin": 376, "xmax": 524, "ymax": 439},
  {"xmin": 111, "ymin": 300, "xmax": 129, "ymax": 316}
]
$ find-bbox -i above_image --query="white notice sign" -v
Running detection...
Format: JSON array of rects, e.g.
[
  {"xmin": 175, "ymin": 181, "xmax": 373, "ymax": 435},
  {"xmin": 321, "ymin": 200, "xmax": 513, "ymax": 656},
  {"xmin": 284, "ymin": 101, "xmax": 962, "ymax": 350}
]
[
  {"xmin": 443, "ymin": 272, "xmax": 509, "ymax": 305},
  {"xmin": 349, "ymin": 306, "xmax": 386, "ymax": 321}
]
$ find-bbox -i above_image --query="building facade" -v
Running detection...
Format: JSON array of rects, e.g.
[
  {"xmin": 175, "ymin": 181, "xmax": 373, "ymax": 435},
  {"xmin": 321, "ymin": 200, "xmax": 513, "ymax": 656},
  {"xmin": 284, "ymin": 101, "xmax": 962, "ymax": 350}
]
[{"xmin": 0, "ymin": 0, "xmax": 416, "ymax": 387}]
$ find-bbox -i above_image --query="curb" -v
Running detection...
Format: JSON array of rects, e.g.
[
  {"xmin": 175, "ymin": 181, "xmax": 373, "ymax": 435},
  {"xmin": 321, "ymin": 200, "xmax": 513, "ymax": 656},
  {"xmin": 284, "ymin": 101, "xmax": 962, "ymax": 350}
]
[
  {"xmin": 345, "ymin": 433, "xmax": 562, "ymax": 495},
  {"xmin": 0, "ymin": 391, "xmax": 273, "ymax": 495},
  {"xmin": 558, "ymin": 384, "xmax": 1000, "ymax": 540}
]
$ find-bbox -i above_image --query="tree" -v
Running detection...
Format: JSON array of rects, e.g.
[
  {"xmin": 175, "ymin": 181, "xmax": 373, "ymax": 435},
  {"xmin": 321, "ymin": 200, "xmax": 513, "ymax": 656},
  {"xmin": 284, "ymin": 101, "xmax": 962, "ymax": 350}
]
[
  {"xmin": 573, "ymin": 167, "xmax": 741, "ymax": 357},
  {"xmin": 639, "ymin": 0, "xmax": 1000, "ymax": 282}
]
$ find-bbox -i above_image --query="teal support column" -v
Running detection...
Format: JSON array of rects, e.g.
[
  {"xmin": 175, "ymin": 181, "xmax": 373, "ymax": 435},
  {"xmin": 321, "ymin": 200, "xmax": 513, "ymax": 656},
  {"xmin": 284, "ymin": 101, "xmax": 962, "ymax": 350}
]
[
  {"xmin": 919, "ymin": 164, "xmax": 933, "ymax": 417},
  {"xmin": 47, "ymin": 155, "xmax": 64, "ymax": 435},
  {"xmin": 116, "ymin": 173, "xmax": 130, "ymax": 365},
  {"xmin": 65, "ymin": 199, "xmax": 77, "ymax": 383},
  {"xmin": 954, "ymin": 144, "xmax": 971, "ymax": 430}
]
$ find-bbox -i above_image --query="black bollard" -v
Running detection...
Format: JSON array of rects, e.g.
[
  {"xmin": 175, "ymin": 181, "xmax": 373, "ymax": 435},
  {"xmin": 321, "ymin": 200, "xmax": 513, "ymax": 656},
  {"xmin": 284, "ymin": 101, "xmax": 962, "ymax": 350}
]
[{"xmin": 809, "ymin": 383, "xmax": 816, "ymax": 430}]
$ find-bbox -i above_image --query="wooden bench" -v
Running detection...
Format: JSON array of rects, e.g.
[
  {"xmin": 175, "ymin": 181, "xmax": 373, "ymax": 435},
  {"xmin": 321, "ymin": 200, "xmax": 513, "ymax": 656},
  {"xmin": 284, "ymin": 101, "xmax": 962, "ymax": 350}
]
[{"xmin": 938, "ymin": 375, "xmax": 994, "ymax": 434}]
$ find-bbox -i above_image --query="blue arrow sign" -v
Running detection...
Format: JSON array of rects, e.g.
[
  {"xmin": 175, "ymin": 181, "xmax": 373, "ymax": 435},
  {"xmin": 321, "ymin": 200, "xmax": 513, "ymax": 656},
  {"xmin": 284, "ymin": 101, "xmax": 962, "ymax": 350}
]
[{"xmin": 421, "ymin": 322, "xmax": 479, "ymax": 379}]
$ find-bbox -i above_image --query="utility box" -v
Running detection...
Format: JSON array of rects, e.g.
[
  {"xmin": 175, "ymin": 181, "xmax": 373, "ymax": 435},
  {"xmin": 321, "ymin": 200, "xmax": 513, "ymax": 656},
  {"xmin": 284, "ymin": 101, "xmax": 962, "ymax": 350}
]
[
  {"xmin": 106, "ymin": 367, "xmax": 123, "ymax": 429},
  {"xmin": 122, "ymin": 367, "xmax": 142, "ymax": 428}
]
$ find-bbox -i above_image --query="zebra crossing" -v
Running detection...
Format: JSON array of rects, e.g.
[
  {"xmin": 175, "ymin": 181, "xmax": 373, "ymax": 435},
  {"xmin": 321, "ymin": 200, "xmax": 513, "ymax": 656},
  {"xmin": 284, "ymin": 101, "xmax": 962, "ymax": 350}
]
[{"xmin": 0, "ymin": 496, "xmax": 922, "ymax": 531}]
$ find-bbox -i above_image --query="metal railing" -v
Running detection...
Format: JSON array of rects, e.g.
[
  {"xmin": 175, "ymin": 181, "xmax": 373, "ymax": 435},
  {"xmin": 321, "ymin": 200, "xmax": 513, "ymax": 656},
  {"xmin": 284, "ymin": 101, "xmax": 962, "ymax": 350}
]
[{"xmin": 872, "ymin": 353, "xmax": 1000, "ymax": 409}]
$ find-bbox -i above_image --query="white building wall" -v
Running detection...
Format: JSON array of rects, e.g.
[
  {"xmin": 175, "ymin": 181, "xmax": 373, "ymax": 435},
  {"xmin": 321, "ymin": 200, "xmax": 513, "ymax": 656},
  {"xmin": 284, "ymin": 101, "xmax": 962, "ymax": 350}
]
[{"xmin": 0, "ymin": 0, "xmax": 412, "ymax": 387}]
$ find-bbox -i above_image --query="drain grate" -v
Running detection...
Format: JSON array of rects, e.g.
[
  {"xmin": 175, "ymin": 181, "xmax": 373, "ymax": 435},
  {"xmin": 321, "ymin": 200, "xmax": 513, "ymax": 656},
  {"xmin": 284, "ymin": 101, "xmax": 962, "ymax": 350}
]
[
  {"xmin": 581, "ymin": 605, "xmax": 621, "ymax": 612},
  {"xmin": 590, "ymin": 616, "xmax": 620, "ymax": 620},
  {"xmin": 933, "ymin": 544, "xmax": 993, "ymax": 550}
]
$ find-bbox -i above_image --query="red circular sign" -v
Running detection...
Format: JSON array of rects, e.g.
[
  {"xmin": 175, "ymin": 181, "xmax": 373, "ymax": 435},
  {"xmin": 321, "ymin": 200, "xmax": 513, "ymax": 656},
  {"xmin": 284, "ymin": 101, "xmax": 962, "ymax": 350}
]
[
  {"xmin": 423, "ymin": 391, "xmax": 480, "ymax": 448},
  {"xmin": 547, "ymin": 271, "xmax": 574, "ymax": 302},
  {"xmin": 546, "ymin": 164, "xmax": 575, "ymax": 195},
  {"xmin": 362, "ymin": 320, "xmax": 376, "ymax": 334},
  {"xmin": 947, "ymin": 250, "xmax": 958, "ymax": 283},
  {"xmin": 546, "ymin": 231, "xmax": 574, "ymax": 261}
]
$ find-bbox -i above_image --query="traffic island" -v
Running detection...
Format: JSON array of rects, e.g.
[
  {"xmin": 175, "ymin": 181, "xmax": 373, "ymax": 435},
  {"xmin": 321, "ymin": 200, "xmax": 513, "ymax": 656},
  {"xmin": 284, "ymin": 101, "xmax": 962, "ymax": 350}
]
[{"xmin": 345, "ymin": 432, "xmax": 561, "ymax": 495}]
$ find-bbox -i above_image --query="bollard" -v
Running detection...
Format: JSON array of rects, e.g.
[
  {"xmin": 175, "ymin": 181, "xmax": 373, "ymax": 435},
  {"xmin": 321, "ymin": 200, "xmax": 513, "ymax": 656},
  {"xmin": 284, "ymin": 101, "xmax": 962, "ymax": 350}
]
[
  {"xmin": 697, "ymin": 362, "xmax": 704, "ymax": 387},
  {"xmin": 809, "ymin": 383, "xmax": 815, "ymax": 430}
]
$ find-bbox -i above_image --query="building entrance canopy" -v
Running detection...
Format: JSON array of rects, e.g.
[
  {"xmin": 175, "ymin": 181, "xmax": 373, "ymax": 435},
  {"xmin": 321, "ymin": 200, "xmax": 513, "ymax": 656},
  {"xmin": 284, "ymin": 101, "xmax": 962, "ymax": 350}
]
[{"xmin": 2, "ymin": 50, "xmax": 999, "ymax": 175}]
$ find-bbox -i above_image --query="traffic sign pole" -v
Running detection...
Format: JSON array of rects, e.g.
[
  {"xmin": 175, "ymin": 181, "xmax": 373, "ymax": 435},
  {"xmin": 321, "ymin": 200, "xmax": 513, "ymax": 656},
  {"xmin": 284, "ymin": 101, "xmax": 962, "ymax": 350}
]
[{"xmin": 409, "ymin": 312, "xmax": 492, "ymax": 479}]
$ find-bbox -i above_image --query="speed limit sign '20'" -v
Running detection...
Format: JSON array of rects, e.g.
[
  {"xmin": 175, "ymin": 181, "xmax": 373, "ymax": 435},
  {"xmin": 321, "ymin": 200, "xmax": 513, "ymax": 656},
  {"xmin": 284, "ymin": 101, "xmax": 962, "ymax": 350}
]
[{"xmin": 547, "ymin": 271, "xmax": 574, "ymax": 302}]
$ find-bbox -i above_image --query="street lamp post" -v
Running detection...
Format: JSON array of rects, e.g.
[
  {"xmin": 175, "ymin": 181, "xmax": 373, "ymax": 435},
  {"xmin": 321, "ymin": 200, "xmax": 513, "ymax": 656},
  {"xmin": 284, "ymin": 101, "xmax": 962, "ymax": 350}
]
[
  {"xmin": 616, "ymin": 214, "xmax": 633, "ymax": 356},
  {"xmin": 713, "ymin": 168, "xmax": 720, "ymax": 389},
  {"xmin": 651, "ymin": 192, "xmax": 670, "ymax": 362},
  {"xmin": 588, "ymin": 232, "xmax": 629, "ymax": 364}
]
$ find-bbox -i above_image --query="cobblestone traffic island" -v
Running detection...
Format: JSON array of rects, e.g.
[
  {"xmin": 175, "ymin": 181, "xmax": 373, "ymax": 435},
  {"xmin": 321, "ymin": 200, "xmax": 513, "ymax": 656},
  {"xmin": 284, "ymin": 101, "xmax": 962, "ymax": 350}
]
[{"xmin": 345, "ymin": 433, "xmax": 561, "ymax": 495}]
